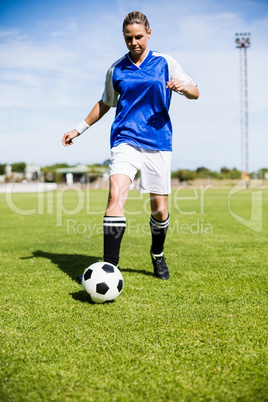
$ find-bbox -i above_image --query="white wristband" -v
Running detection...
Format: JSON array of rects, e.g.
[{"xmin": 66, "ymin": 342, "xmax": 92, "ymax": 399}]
[{"xmin": 75, "ymin": 120, "xmax": 90, "ymax": 135}]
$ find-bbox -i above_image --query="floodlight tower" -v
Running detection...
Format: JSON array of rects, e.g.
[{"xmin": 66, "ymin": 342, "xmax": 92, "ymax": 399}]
[{"xmin": 235, "ymin": 33, "xmax": 251, "ymax": 185}]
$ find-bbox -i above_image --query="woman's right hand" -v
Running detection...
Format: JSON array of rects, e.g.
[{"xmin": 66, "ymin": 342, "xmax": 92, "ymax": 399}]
[{"xmin": 62, "ymin": 129, "xmax": 79, "ymax": 147}]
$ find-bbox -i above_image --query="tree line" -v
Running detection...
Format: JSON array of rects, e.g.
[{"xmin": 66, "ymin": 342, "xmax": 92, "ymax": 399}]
[{"xmin": 1, "ymin": 162, "xmax": 267, "ymax": 181}]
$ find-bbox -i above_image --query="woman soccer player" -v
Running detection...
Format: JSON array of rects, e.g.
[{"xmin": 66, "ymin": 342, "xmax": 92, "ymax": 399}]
[{"xmin": 62, "ymin": 11, "xmax": 199, "ymax": 280}]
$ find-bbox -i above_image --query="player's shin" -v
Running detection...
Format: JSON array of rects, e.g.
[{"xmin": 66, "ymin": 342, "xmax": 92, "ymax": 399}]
[
  {"xmin": 103, "ymin": 216, "xmax": 126, "ymax": 266},
  {"xmin": 150, "ymin": 213, "xmax": 170, "ymax": 255}
]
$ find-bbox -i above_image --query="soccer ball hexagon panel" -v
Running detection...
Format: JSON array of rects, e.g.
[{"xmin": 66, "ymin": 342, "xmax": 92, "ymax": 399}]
[{"xmin": 82, "ymin": 262, "xmax": 124, "ymax": 303}]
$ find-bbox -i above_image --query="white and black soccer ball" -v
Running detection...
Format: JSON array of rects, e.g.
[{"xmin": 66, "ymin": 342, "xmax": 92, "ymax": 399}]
[{"xmin": 82, "ymin": 262, "xmax": 124, "ymax": 304}]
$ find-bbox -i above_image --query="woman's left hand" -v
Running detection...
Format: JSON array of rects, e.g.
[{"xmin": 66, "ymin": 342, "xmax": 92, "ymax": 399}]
[
  {"xmin": 166, "ymin": 79, "xmax": 200, "ymax": 99},
  {"xmin": 166, "ymin": 79, "xmax": 185, "ymax": 93}
]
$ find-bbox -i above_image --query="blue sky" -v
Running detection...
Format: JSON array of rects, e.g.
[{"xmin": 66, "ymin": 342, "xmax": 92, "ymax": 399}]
[{"xmin": 0, "ymin": 0, "xmax": 268, "ymax": 172}]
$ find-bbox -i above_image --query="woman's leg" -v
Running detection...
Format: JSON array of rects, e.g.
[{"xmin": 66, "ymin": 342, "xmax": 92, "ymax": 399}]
[
  {"xmin": 105, "ymin": 174, "xmax": 132, "ymax": 217},
  {"xmin": 150, "ymin": 193, "xmax": 169, "ymax": 253},
  {"xmin": 103, "ymin": 174, "xmax": 131, "ymax": 266},
  {"xmin": 149, "ymin": 193, "xmax": 170, "ymax": 279}
]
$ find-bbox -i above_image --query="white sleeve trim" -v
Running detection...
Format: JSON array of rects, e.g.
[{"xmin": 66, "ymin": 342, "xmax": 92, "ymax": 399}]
[
  {"xmin": 152, "ymin": 51, "xmax": 197, "ymax": 90},
  {"xmin": 101, "ymin": 56, "xmax": 125, "ymax": 108}
]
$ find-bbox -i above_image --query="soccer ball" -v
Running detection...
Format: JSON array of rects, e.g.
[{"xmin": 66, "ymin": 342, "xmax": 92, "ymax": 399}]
[{"xmin": 81, "ymin": 262, "xmax": 124, "ymax": 304}]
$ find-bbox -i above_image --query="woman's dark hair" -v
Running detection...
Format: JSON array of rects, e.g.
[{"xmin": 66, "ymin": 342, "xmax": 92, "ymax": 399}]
[{"xmin": 123, "ymin": 11, "xmax": 150, "ymax": 32}]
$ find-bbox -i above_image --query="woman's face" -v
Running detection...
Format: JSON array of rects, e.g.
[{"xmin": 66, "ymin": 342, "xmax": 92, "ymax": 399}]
[{"xmin": 123, "ymin": 23, "xmax": 151, "ymax": 60}]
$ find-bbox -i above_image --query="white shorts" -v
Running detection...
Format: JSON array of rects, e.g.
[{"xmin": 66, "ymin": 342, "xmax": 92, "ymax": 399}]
[{"xmin": 109, "ymin": 143, "xmax": 172, "ymax": 194}]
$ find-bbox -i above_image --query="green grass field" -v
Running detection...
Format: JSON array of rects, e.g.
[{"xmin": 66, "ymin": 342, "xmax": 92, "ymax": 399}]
[{"xmin": 1, "ymin": 187, "xmax": 268, "ymax": 401}]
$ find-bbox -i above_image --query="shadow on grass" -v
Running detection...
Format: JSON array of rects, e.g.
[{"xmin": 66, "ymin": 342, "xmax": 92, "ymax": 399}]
[
  {"xmin": 21, "ymin": 250, "xmax": 100, "ymax": 303},
  {"xmin": 120, "ymin": 267, "xmax": 154, "ymax": 277},
  {"xmin": 21, "ymin": 250, "xmax": 99, "ymax": 281},
  {"xmin": 70, "ymin": 290, "xmax": 95, "ymax": 304},
  {"xmin": 70, "ymin": 290, "xmax": 116, "ymax": 304},
  {"xmin": 21, "ymin": 251, "xmax": 154, "ymax": 303},
  {"xmin": 21, "ymin": 250, "xmax": 154, "ymax": 279}
]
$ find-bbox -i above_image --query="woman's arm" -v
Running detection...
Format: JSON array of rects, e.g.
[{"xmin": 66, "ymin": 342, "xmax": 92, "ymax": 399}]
[
  {"xmin": 62, "ymin": 100, "xmax": 110, "ymax": 147},
  {"xmin": 166, "ymin": 79, "xmax": 200, "ymax": 100},
  {"xmin": 84, "ymin": 100, "xmax": 111, "ymax": 126}
]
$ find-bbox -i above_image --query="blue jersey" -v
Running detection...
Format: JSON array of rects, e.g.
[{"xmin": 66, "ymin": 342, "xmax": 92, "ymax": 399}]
[{"xmin": 102, "ymin": 50, "xmax": 197, "ymax": 151}]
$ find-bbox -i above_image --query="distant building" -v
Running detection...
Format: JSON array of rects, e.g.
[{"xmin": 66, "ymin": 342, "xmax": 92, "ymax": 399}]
[
  {"xmin": 25, "ymin": 163, "xmax": 41, "ymax": 181},
  {"xmin": 5, "ymin": 164, "xmax": 12, "ymax": 176},
  {"xmin": 56, "ymin": 164, "xmax": 90, "ymax": 184}
]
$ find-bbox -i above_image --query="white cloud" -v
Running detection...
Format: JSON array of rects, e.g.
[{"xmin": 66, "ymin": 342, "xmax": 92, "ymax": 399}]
[{"xmin": 0, "ymin": 39, "xmax": 76, "ymax": 71}]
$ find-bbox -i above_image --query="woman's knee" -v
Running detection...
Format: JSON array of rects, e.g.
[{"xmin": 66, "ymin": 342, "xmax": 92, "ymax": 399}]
[
  {"xmin": 150, "ymin": 194, "xmax": 169, "ymax": 220},
  {"xmin": 106, "ymin": 174, "xmax": 131, "ymax": 215}
]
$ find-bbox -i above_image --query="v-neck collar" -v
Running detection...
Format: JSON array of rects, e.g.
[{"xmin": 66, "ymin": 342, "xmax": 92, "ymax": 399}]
[{"xmin": 127, "ymin": 50, "xmax": 152, "ymax": 70}]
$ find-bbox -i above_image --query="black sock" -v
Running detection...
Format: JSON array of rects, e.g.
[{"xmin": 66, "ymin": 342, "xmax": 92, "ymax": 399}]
[
  {"xmin": 103, "ymin": 216, "xmax": 126, "ymax": 266},
  {"xmin": 150, "ymin": 214, "xmax": 170, "ymax": 255}
]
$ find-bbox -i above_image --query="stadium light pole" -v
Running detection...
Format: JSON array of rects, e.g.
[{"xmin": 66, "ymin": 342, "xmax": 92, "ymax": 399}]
[{"xmin": 235, "ymin": 33, "xmax": 251, "ymax": 187}]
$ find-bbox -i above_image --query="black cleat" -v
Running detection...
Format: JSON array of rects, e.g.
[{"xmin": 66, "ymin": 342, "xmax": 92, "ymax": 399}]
[
  {"xmin": 151, "ymin": 252, "xmax": 169, "ymax": 280},
  {"xmin": 76, "ymin": 274, "xmax": 83, "ymax": 284}
]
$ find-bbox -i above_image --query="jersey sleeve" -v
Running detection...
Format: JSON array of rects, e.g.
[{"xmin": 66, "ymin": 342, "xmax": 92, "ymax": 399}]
[
  {"xmin": 153, "ymin": 52, "xmax": 197, "ymax": 95},
  {"xmin": 101, "ymin": 65, "xmax": 120, "ymax": 108},
  {"xmin": 168, "ymin": 56, "xmax": 196, "ymax": 87}
]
